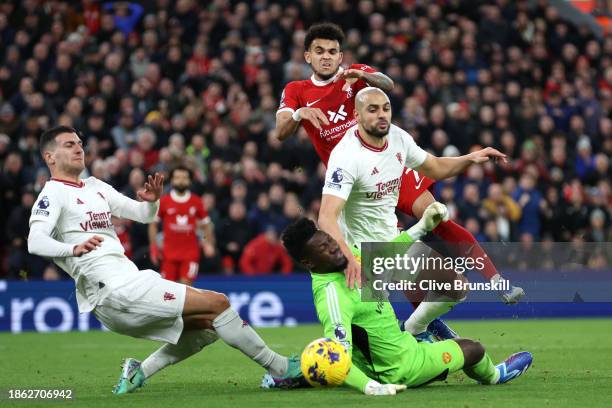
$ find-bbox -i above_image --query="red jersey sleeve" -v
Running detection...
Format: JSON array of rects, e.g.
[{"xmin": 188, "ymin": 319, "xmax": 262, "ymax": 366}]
[
  {"xmin": 349, "ymin": 63, "xmax": 379, "ymax": 92},
  {"xmin": 277, "ymin": 81, "xmax": 301, "ymax": 114},
  {"xmin": 349, "ymin": 63, "xmax": 377, "ymax": 74}
]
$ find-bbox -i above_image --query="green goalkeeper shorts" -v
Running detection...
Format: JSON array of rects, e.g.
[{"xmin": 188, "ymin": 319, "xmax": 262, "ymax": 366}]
[{"xmin": 398, "ymin": 339, "xmax": 465, "ymax": 387}]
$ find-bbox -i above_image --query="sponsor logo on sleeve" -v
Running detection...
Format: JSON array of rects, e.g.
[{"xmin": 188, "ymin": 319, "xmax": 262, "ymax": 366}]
[
  {"xmin": 33, "ymin": 196, "xmax": 50, "ymax": 216},
  {"xmin": 334, "ymin": 323, "xmax": 347, "ymax": 340},
  {"xmin": 326, "ymin": 168, "xmax": 344, "ymax": 190}
]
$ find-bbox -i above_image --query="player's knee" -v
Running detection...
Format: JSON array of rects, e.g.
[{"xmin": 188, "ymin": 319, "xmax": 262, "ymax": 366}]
[
  {"xmin": 209, "ymin": 292, "xmax": 230, "ymax": 315},
  {"xmin": 411, "ymin": 193, "xmax": 435, "ymax": 219},
  {"xmin": 458, "ymin": 339, "xmax": 485, "ymax": 367}
]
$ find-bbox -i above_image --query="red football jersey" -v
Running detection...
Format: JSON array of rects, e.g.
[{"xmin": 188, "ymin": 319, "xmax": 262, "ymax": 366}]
[
  {"xmin": 158, "ymin": 191, "xmax": 209, "ymax": 260},
  {"xmin": 277, "ymin": 63, "xmax": 377, "ymax": 165}
]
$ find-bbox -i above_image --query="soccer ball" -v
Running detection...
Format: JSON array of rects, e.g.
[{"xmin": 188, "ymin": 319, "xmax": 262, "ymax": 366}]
[{"xmin": 300, "ymin": 338, "xmax": 351, "ymax": 387}]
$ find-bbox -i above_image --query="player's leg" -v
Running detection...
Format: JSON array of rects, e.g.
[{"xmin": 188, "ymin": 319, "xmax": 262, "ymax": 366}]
[
  {"xmin": 159, "ymin": 259, "xmax": 179, "ymax": 282},
  {"xmin": 397, "ymin": 170, "xmax": 462, "ymax": 341},
  {"xmin": 411, "ymin": 189, "xmax": 525, "ymax": 304},
  {"xmin": 178, "ymin": 260, "xmax": 199, "ymax": 286},
  {"xmin": 455, "ymin": 338, "xmax": 533, "ymax": 385},
  {"xmin": 183, "ymin": 287, "xmax": 295, "ymax": 379},
  {"xmin": 402, "ymin": 261, "xmax": 466, "ymax": 341},
  {"xmin": 138, "ymin": 315, "xmax": 219, "ymax": 381},
  {"xmin": 117, "ymin": 321, "xmax": 219, "ymax": 394}
]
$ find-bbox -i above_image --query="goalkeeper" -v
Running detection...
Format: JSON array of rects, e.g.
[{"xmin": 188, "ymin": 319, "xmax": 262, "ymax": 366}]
[{"xmin": 267, "ymin": 203, "xmax": 532, "ymax": 395}]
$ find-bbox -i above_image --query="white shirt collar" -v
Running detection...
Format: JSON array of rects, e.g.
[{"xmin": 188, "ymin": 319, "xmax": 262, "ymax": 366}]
[
  {"xmin": 310, "ymin": 67, "xmax": 343, "ymax": 87},
  {"xmin": 170, "ymin": 190, "xmax": 191, "ymax": 203}
]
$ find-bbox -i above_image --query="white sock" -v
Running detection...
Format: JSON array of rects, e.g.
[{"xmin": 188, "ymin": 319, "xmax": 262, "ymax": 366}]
[
  {"xmin": 212, "ymin": 308, "xmax": 288, "ymax": 377},
  {"xmin": 141, "ymin": 329, "xmax": 218, "ymax": 379},
  {"xmin": 403, "ymin": 301, "xmax": 457, "ymax": 335}
]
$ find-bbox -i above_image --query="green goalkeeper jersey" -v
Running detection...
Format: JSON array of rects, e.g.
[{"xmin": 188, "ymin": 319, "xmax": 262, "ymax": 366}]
[{"xmin": 310, "ymin": 231, "xmax": 421, "ymax": 392}]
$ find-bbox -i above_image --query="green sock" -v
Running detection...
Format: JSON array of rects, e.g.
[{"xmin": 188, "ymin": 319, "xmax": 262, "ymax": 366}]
[{"xmin": 463, "ymin": 353, "xmax": 499, "ymax": 384}]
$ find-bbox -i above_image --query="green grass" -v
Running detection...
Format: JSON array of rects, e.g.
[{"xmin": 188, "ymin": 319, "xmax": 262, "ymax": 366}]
[{"xmin": 1, "ymin": 319, "xmax": 611, "ymax": 407}]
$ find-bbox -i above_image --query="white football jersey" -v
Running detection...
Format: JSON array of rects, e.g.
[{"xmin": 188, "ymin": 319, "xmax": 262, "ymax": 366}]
[
  {"xmin": 322, "ymin": 124, "xmax": 428, "ymax": 247},
  {"xmin": 29, "ymin": 177, "xmax": 158, "ymax": 312}
]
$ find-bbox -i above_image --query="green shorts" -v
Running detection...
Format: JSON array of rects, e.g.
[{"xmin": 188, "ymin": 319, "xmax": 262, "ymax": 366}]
[{"xmin": 399, "ymin": 339, "xmax": 465, "ymax": 387}]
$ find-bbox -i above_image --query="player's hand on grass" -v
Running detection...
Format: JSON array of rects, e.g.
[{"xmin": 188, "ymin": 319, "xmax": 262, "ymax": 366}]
[
  {"xmin": 364, "ymin": 380, "xmax": 407, "ymax": 396},
  {"xmin": 73, "ymin": 235, "xmax": 104, "ymax": 257},
  {"xmin": 137, "ymin": 172, "xmax": 164, "ymax": 202},
  {"xmin": 467, "ymin": 147, "xmax": 507, "ymax": 164},
  {"xmin": 296, "ymin": 108, "xmax": 329, "ymax": 130},
  {"xmin": 345, "ymin": 255, "xmax": 362, "ymax": 290}
]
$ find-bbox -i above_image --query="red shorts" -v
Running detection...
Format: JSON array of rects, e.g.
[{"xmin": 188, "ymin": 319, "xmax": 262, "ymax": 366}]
[
  {"xmin": 160, "ymin": 259, "xmax": 200, "ymax": 282},
  {"xmin": 396, "ymin": 167, "xmax": 436, "ymax": 217}
]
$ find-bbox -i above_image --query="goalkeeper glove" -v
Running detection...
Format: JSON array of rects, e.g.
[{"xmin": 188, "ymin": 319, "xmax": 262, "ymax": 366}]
[
  {"xmin": 406, "ymin": 201, "xmax": 449, "ymax": 240},
  {"xmin": 364, "ymin": 380, "xmax": 407, "ymax": 396}
]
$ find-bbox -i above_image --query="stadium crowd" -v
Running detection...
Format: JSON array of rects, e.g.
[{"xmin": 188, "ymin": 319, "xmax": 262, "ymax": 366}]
[{"xmin": 0, "ymin": 0, "xmax": 610, "ymax": 279}]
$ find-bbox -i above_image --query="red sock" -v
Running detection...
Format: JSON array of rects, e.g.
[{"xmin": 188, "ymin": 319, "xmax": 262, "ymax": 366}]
[{"xmin": 432, "ymin": 220, "xmax": 499, "ymax": 280}]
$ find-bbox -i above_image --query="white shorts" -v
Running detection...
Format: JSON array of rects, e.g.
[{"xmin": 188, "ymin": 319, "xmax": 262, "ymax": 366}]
[{"xmin": 93, "ymin": 269, "xmax": 187, "ymax": 344}]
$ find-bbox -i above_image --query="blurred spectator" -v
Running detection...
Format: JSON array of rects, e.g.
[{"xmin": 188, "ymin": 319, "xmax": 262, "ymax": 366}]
[
  {"xmin": 239, "ymin": 226, "xmax": 293, "ymax": 275},
  {"xmin": 482, "ymin": 183, "xmax": 522, "ymax": 241},
  {"xmin": 102, "ymin": 2, "xmax": 143, "ymax": 37},
  {"xmin": 513, "ymin": 173, "xmax": 544, "ymax": 239},
  {"xmin": 216, "ymin": 201, "xmax": 253, "ymax": 274}
]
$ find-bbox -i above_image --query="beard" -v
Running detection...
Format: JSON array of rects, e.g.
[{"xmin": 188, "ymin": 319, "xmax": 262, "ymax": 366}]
[
  {"xmin": 173, "ymin": 185, "xmax": 189, "ymax": 193},
  {"xmin": 365, "ymin": 121, "xmax": 390, "ymax": 138}
]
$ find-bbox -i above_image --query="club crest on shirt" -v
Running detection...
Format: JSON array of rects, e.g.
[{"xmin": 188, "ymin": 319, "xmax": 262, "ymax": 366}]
[{"xmin": 396, "ymin": 152, "xmax": 403, "ymax": 165}]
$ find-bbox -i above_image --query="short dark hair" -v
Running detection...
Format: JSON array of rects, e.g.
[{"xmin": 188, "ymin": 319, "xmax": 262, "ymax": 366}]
[
  {"xmin": 281, "ymin": 217, "xmax": 318, "ymax": 260},
  {"xmin": 40, "ymin": 125, "xmax": 79, "ymax": 155},
  {"xmin": 304, "ymin": 23, "xmax": 345, "ymax": 50},
  {"xmin": 170, "ymin": 165, "xmax": 193, "ymax": 180}
]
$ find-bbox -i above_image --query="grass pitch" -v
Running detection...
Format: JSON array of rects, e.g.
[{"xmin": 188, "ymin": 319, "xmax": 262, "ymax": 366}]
[{"xmin": 1, "ymin": 319, "xmax": 611, "ymax": 408}]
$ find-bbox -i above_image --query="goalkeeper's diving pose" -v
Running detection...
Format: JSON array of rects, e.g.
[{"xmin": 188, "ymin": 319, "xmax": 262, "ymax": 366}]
[{"xmin": 265, "ymin": 203, "xmax": 532, "ymax": 395}]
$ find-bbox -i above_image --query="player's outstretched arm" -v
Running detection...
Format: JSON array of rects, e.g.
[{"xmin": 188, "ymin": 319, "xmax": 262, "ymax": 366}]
[
  {"xmin": 415, "ymin": 148, "xmax": 507, "ymax": 181},
  {"xmin": 276, "ymin": 108, "xmax": 329, "ymax": 141},
  {"xmin": 101, "ymin": 173, "xmax": 163, "ymax": 224},
  {"xmin": 136, "ymin": 173, "xmax": 164, "ymax": 202},
  {"xmin": 275, "ymin": 111, "xmax": 301, "ymax": 141},
  {"xmin": 335, "ymin": 69, "xmax": 394, "ymax": 93}
]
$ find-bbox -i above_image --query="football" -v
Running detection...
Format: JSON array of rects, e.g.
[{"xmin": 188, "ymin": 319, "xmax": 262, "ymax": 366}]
[{"xmin": 300, "ymin": 338, "xmax": 351, "ymax": 387}]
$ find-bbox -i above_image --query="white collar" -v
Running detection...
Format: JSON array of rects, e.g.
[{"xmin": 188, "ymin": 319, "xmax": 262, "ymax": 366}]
[
  {"xmin": 310, "ymin": 67, "xmax": 343, "ymax": 87},
  {"xmin": 170, "ymin": 190, "xmax": 191, "ymax": 203}
]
